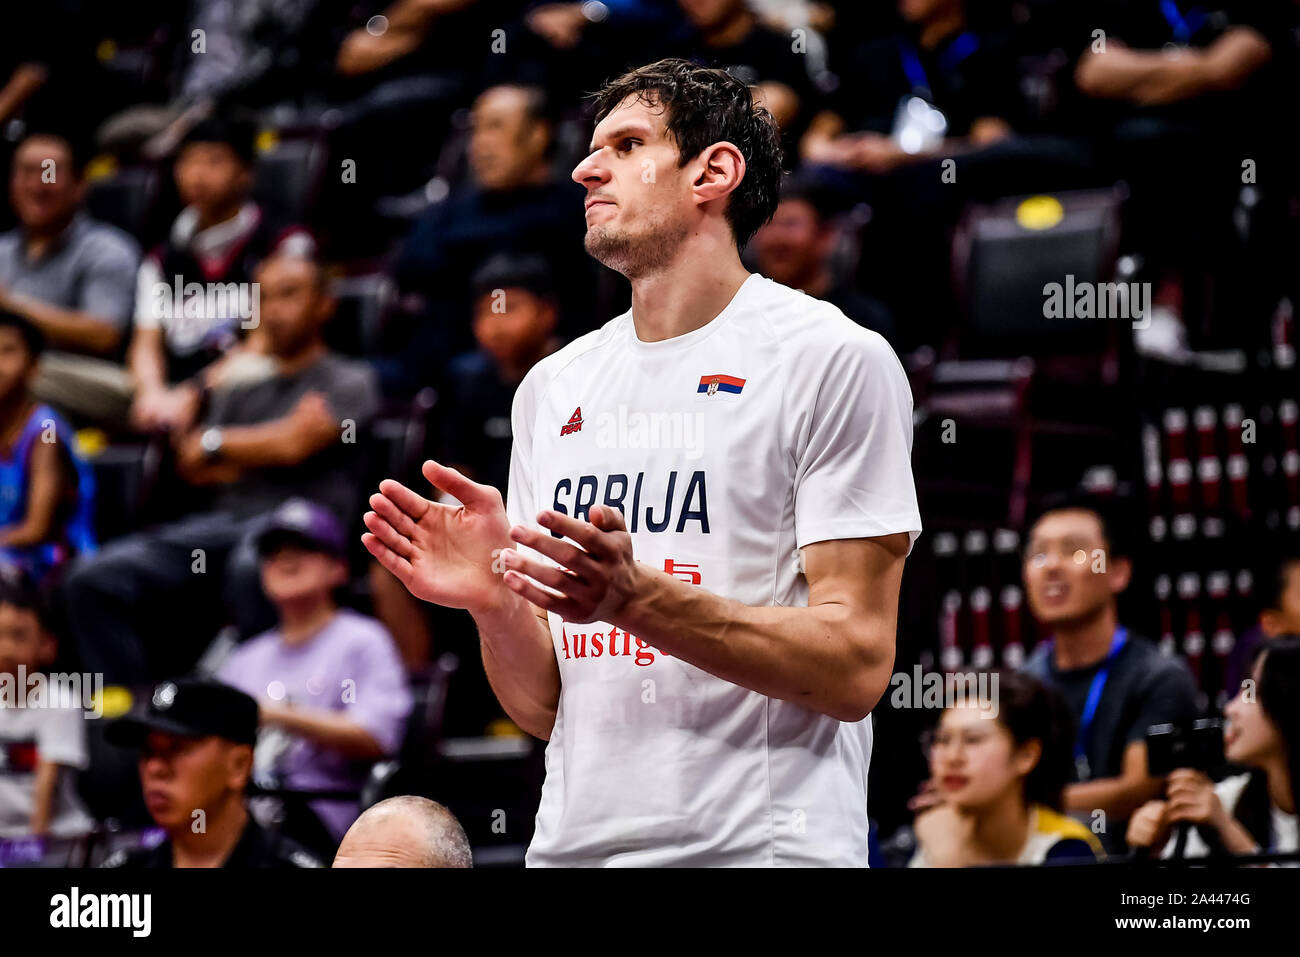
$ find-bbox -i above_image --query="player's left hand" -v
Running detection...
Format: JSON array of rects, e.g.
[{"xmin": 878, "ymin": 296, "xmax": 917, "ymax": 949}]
[{"xmin": 500, "ymin": 505, "xmax": 640, "ymax": 624}]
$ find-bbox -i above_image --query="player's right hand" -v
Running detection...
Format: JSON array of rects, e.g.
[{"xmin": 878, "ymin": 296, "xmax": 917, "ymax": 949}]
[{"xmin": 362, "ymin": 460, "xmax": 515, "ymax": 614}]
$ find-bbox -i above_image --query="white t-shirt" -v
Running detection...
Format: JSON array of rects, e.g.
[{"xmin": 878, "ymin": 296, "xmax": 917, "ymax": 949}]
[
  {"xmin": 1163, "ymin": 774, "xmax": 1299, "ymax": 860},
  {"xmin": 507, "ymin": 273, "xmax": 922, "ymax": 866},
  {"xmin": 0, "ymin": 693, "xmax": 93, "ymax": 837}
]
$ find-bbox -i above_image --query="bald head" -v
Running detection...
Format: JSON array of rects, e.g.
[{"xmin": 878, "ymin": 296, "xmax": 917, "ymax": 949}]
[{"xmin": 333, "ymin": 796, "xmax": 472, "ymax": 868}]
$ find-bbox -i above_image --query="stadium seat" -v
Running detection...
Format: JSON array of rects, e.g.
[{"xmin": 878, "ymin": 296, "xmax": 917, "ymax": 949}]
[
  {"xmin": 326, "ymin": 272, "xmax": 398, "ymax": 357},
  {"xmin": 252, "ymin": 134, "xmax": 327, "ymax": 226},
  {"xmin": 86, "ymin": 439, "xmax": 166, "ymax": 544},
  {"xmin": 85, "ymin": 166, "xmax": 161, "ymax": 238},
  {"xmin": 950, "ymin": 187, "xmax": 1126, "ymax": 358}
]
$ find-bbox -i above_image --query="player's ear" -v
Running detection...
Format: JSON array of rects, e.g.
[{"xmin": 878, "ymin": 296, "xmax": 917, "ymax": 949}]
[{"xmin": 692, "ymin": 141, "xmax": 745, "ymax": 207}]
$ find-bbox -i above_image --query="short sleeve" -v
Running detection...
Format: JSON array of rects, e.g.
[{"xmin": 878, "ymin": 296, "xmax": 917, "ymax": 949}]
[
  {"xmin": 792, "ymin": 327, "xmax": 922, "ymax": 553},
  {"xmin": 37, "ymin": 706, "xmax": 88, "ymax": 770},
  {"xmin": 1123, "ymin": 658, "xmax": 1200, "ymax": 745},
  {"xmin": 77, "ymin": 230, "xmax": 141, "ymax": 328}
]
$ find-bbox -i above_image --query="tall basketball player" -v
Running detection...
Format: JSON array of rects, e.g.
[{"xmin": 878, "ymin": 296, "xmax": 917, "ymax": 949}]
[{"xmin": 363, "ymin": 58, "xmax": 922, "ymax": 866}]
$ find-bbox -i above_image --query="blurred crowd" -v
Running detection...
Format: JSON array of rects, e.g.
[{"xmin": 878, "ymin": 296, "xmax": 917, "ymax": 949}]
[{"xmin": 0, "ymin": 0, "xmax": 1297, "ymax": 866}]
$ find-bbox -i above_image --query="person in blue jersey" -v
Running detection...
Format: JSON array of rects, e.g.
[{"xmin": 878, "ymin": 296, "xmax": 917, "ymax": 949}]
[
  {"xmin": 910, "ymin": 670, "xmax": 1104, "ymax": 866},
  {"xmin": 0, "ymin": 309, "xmax": 96, "ymax": 584}
]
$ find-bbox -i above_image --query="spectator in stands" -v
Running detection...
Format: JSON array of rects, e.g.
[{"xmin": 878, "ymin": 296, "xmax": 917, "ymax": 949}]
[
  {"xmin": 1020, "ymin": 491, "xmax": 1199, "ymax": 852},
  {"xmin": 750, "ymin": 177, "xmax": 895, "ymax": 342},
  {"xmin": 0, "ymin": 311, "xmax": 96, "ymax": 584},
  {"xmin": 1073, "ymin": 4, "xmax": 1273, "ymax": 115},
  {"xmin": 671, "ymin": 0, "xmax": 821, "ymax": 143},
  {"xmin": 128, "ymin": 115, "xmax": 313, "ymax": 433},
  {"xmin": 1226, "ymin": 552, "xmax": 1300, "ymax": 693},
  {"xmin": 333, "ymin": 794, "xmax": 472, "ymax": 868},
  {"xmin": 0, "ymin": 565, "xmax": 93, "ymax": 837},
  {"xmin": 101, "ymin": 677, "xmax": 323, "ymax": 868},
  {"xmin": 801, "ymin": 0, "xmax": 1019, "ymax": 174},
  {"xmin": 0, "ymin": 133, "xmax": 141, "ymax": 428},
  {"xmin": 0, "ymin": 11, "xmax": 104, "ymax": 143},
  {"xmin": 1127, "ymin": 637, "xmax": 1299, "ymax": 860},
  {"xmin": 910, "ymin": 671, "xmax": 1104, "ymax": 866},
  {"xmin": 1069, "ymin": 2, "xmax": 1279, "ymax": 356},
  {"xmin": 439, "ymin": 252, "xmax": 562, "ymax": 495},
  {"xmin": 386, "ymin": 83, "xmax": 590, "ymax": 393},
  {"xmin": 65, "ymin": 253, "xmax": 379, "ymax": 685},
  {"xmin": 796, "ymin": 0, "xmax": 1075, "ymax": 347},
  {"xmin": 216, "ymin": 498, "xmax": 411, "ymax": 854},
  {"xmin": 408, "ymin": 251, "xmax": 563, "ymax": 733},
  {"xmin": 335, "ymin": 0, "xmax": 522, "ymax": 85}
]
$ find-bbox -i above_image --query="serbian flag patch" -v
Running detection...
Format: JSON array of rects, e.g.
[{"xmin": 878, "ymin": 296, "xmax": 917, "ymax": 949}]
[{"xmin": 697, "ymin": 374, "xmax": 746, "ymax": 396}]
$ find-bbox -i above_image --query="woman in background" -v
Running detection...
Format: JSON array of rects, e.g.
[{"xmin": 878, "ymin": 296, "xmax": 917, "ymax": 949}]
[
  {"xmin": 1127, "ymin": 637, "xmax": 1299, "ymax": 860},
  {"xmin": 911, "ymin": 670, "xmax": 1103, "ymax": 866}
]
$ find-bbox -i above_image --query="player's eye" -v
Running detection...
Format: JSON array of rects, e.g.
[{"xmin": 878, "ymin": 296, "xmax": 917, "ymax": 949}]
[{"xmin": 618, "ymin": 138, "xmax": 639, "ymax": 152}]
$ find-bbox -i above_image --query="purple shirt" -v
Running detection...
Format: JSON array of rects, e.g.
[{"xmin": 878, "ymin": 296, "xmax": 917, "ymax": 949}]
[{"xmin": 218, "ymin": 609, "xmax": 411, "ymax": 840}]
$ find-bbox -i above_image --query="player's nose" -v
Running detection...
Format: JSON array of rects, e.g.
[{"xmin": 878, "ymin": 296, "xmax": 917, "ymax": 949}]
[{"xmin": 571, "ymin": 151, "xmax": 609, "ymax": 188}]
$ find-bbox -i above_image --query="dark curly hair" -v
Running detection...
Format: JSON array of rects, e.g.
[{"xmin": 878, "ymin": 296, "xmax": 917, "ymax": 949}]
[{"xmin": 591, "ymin": 58, "xmax": 783, "ymax": 251}]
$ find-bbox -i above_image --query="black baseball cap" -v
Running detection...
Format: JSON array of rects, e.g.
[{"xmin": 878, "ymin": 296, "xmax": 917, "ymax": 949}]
[
  {"xmin": 256, "ymin": 498, "xmax": 347, "ymax": 559},
  {"xmin": 105, "ymin": 678, "xmax": 259, "ymax": 747}
]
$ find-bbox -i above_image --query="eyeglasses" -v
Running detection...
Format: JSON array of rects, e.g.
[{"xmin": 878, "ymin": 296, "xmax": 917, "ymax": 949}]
[
  {"xmin": 1023, "ymin": 540, "xmax": 1107, "ymax": 568},
  {"xmin": 920, "ymin": 727, "xmax": 996, "ymax": 756}
]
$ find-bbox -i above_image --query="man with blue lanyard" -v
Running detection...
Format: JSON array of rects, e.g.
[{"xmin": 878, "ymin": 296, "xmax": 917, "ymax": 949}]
[{"xmin": 1020, "ymin": 491, "xmax": 1198, "ymax": 853}]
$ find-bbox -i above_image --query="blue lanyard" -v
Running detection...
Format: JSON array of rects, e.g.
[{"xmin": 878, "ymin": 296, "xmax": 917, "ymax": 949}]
[
  {"xmin": 896, "ymin": 31, "xmax": 980, "ymax": 97},
  {"xmin": 1060, "ymin": 627, "xmax": 1128, "ymax": 769},
  {"xmin": 1159, "ymin": 1, "xmax": 1207, "ymax": 44}
]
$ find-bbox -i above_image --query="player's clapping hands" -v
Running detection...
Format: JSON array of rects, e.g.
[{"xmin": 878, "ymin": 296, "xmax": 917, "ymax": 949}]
[{"xmin": 500, "ymin": 505, "xmax": 640, "ymax": 625}]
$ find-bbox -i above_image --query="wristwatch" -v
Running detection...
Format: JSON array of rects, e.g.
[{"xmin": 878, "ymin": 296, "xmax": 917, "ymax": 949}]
[{"xmin": 199, "ymin": 427, "xmax": 225, "ymax": 461}]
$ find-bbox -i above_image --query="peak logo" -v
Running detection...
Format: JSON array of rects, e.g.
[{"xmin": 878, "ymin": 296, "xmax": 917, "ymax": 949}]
[{"xmin": 561, "ymin": 406, "xmax": 584, "ymax": 436}]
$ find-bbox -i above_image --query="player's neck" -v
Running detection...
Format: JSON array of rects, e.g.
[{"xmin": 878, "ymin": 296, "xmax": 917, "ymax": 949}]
[
  {"xmin": 628, "ymin": 249, "xmax": 750, "ymax": 344},
  {"xmin": 1052, "ymin": 605, "xmax": 1119, "ymax": 670},
  {"xmin": 170, "ymin": 797, "xmax": 248, "ymax": 868}
]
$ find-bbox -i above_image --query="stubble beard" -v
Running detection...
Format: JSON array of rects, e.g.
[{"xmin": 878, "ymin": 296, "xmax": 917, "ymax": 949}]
[{"xmin": 584, "ymin": 207, "xmax": 690, "ymax": 280}]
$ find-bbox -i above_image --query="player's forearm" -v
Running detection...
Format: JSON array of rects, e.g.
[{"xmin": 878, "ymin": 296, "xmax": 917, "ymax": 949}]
[
  {"xmin": 474, "ymin": 596, "xmax": 560, "ymax": 739},
  {"xmin": 616, "ymin": 565, "xmax": 895, "ymax": 722}
]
